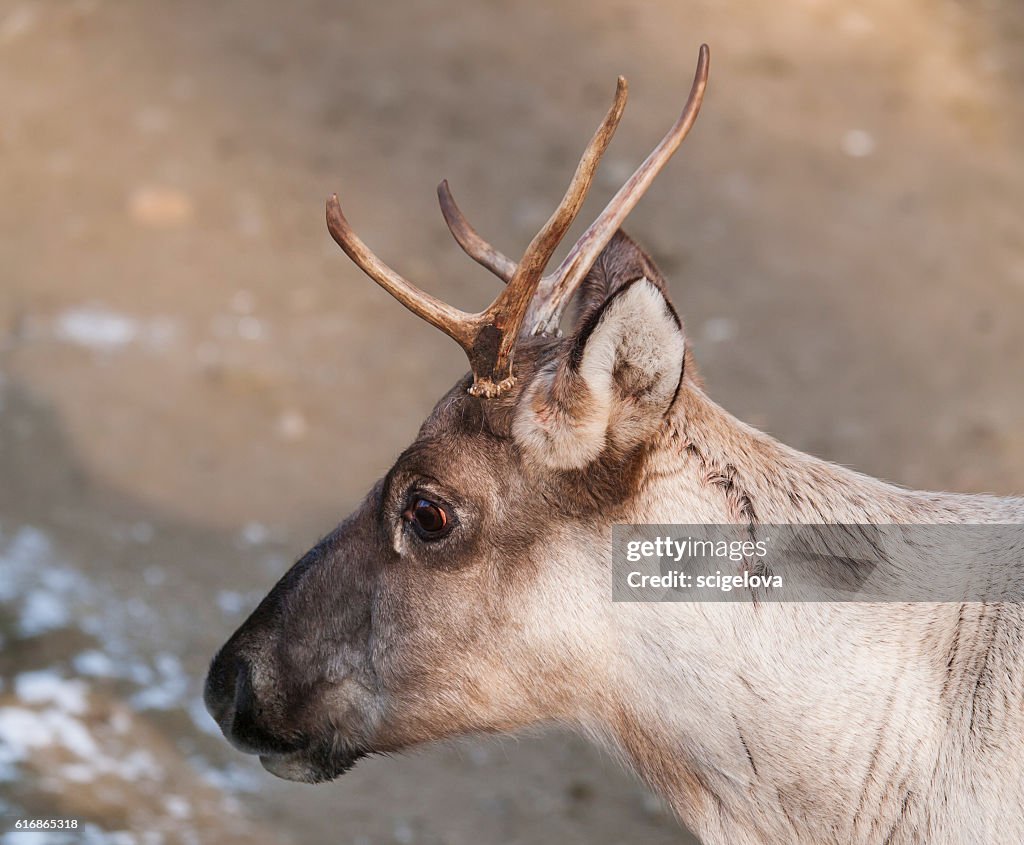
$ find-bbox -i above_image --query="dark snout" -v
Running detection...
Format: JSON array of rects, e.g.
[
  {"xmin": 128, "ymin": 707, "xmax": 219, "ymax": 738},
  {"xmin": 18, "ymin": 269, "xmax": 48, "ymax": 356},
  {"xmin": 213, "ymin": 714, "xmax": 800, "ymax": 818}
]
[
  {"xmin": 204, "ymin": 532, "xmax": 332, "ymax": 757},
  {"xmin": 204, "ymin": 505, "xmax": 384, "ymax": 782},
  {"xmin": 204, "ymin": 649, "xmax": 305, "ymax": 757}
]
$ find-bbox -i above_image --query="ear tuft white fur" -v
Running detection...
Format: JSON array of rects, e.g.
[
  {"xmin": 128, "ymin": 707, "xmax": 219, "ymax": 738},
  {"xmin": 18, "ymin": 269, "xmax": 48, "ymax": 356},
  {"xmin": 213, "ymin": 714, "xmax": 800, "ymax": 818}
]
[{"xmin": 513, "ymin": 279, "xmax": 685, "ymax": 469}]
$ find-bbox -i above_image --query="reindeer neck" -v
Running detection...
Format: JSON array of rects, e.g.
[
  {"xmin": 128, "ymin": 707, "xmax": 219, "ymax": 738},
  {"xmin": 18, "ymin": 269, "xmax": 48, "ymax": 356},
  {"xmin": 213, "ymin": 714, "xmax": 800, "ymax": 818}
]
[
  {"xmin": 640, "ymin": 381, "xmax": 952, "ymax": 526},
  {"xmin": 589, "ymin": 382, "xmax": 1024, "ymax": 844}
]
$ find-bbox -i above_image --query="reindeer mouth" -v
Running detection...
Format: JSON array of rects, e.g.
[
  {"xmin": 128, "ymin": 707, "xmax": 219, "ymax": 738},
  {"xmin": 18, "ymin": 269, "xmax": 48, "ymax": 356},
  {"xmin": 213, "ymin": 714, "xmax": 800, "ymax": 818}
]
[{"xmin": 258, "ymin": 745, "xmax": 366, "ymax": 784}]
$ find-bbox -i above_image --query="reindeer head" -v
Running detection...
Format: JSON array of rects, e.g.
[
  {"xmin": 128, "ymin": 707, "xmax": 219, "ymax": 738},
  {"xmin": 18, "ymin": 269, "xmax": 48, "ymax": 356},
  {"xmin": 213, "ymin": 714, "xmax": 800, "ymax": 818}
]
[{"xmin": 205, "ymin": 46, "xmax": 709, "ymax": 783}]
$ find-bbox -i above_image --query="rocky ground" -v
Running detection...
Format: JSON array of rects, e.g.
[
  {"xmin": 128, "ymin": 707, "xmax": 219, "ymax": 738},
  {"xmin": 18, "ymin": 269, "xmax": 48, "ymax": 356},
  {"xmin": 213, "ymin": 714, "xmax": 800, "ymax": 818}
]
[{"xmin": 0, "ymin": 0, "xmax": 1022, "ymax": 843}]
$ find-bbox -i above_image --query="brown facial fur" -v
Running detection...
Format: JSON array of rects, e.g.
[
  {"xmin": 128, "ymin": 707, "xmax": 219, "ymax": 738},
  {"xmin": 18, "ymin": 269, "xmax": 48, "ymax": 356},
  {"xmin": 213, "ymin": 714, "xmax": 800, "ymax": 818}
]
[{"xmin": 204, "ymin": 231, "xmax": 687, "ymax": 782}]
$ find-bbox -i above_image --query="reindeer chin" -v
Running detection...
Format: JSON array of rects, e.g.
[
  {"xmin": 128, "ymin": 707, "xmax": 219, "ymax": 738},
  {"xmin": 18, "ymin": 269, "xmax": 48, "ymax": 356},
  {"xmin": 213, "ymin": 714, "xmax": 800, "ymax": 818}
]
[{"xmin": 259, "ymin": 747, "xmax": 364, "ymax": 784}]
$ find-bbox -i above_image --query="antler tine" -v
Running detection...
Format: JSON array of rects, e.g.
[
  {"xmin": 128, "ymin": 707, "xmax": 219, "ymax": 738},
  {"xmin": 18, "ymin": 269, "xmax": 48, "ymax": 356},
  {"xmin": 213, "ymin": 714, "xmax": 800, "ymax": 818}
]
[
  {"xmin": 528, "ymin": 44, "xmax": 710, "ymax": 336},
  {"xmin": 326, "ymin": 194, "xmax": 480, "ymax": 351},
  {"xmin": 437, "ymin": 180, "xmax": 516, "ymax": 283},
  {"xmin": 468, "ymin": 74, "xmax": 628, "ymax": 396}
]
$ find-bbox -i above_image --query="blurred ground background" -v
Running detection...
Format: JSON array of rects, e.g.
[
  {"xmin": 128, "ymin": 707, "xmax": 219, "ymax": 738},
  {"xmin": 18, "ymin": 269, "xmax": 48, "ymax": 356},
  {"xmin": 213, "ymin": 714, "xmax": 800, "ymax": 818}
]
[{"xmin": 0, "ymin": 0, "xmax": 1022, "ymax": 843}]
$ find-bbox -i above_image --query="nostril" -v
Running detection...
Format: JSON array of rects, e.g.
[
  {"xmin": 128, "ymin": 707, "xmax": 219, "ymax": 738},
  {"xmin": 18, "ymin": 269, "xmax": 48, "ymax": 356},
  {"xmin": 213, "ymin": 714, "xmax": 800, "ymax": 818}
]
[
  {"xmin": 204, "ymin": 649, "xmax": 243, "ymax": 728},
  {"xmin": 232, "ymin": 660, "xmax": 256, "ymax": 723},
  {"xmin": 229, "ymin": 659, "xmax": 277, "ymax": 748}
]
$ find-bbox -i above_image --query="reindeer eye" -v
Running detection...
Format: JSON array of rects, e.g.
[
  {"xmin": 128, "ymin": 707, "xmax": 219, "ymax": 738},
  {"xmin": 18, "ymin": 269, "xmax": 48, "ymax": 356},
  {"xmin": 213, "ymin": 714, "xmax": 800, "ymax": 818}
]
[{"xmin": 404, "ymin": 498, "xmax": 450, "ymax": 540}]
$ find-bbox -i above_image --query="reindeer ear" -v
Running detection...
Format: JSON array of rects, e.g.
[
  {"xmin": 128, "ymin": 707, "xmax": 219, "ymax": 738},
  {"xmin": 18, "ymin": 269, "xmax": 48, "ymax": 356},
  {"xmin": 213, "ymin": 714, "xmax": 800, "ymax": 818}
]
[{"xmin": 513, "ymin": 277, "xmax": 685, "ymax": 470}]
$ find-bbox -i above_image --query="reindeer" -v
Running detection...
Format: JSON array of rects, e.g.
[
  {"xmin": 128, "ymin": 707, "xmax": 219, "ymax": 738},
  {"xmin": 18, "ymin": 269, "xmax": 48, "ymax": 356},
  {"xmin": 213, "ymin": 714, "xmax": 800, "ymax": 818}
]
[{"xmin": 205, "ymin": 45, "xmax": 1024, "ymax": 845}]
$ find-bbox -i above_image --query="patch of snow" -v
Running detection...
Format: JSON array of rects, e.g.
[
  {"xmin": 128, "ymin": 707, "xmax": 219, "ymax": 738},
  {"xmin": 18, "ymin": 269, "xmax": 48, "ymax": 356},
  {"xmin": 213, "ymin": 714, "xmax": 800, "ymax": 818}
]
[
  {"xmin": 55, "ymin": 306, "xmax": 138, "ymax": 349},
  {"xmin": 2, "ymin": 526, "xmax": 53, "ymax": 574},
  {"xmin": 41, "ymin": 567, "xmax": 80, "ymax": 593},
  {"xmin": 53, "ymin": 306, "xmax": 179, "ymax": 351},
  {"xmin": 115, "ymin": 748, "xmax": 164, "ymax": 781},
  {"xmin": 14, "ymin": 672, "xmax": 88, "ymax": 714},
  {"xmin": 0, "ymin": 702, "xmax": 167, "ymax": 787},
  {"xmin": 196, "ymin": 759, "xmax": 262, "ymax": 793},
  {"xmin": 187, "ymin": 696, "xmax": 220, "ymax": 736},
  {"xmin": 216, "ymin": 590, "xmax": 245, "ymax": 615},
  {"xmin": 0, "ymin": 526, "xmax": 90, "ymax": 636},
  {"xmin": 163, "ymin": 794, "xmax": 192, "ymax": 820},
  {"xmin": 126, "ymin": 662, "xmax": 156, "ymax": 686},
  {"xmin": 19, "ymin": 589, "xmax": 70, "ymax": 636},
  {"xmin": 0, "ymin": 705, "xmax": 99, "ymax": 762},
  {"xmin": 130, "ymin": 653, "xmax": 188, "ymax": 711},
  {"xmin": 72, "ymin": 650, "xmax": 118, "ymax": 678}
]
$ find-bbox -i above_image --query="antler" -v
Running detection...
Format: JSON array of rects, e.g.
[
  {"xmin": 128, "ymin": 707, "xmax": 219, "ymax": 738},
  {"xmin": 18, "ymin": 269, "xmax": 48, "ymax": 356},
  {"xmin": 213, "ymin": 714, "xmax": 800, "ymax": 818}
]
[
  {"xmin": 327, "ymin": 74, "xmax": 628, "ymax": 397},
  {"xmin": 326, "ymin": 198, "xmax": 482, "ymax": 351},
  {"xmin": 327, "ymin": 45, "xmax": 709, "ymax": 398},
  {"xmin": 530, "ymin": 44, "xmax": 709, "ymax": 333},
  {"xmin": 437, "ymin": 180, "xmax": 516, "ymax": 283},
  {"xmin": 441, "ymin": 44, "xmax": 710, "ymax": 337}
]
